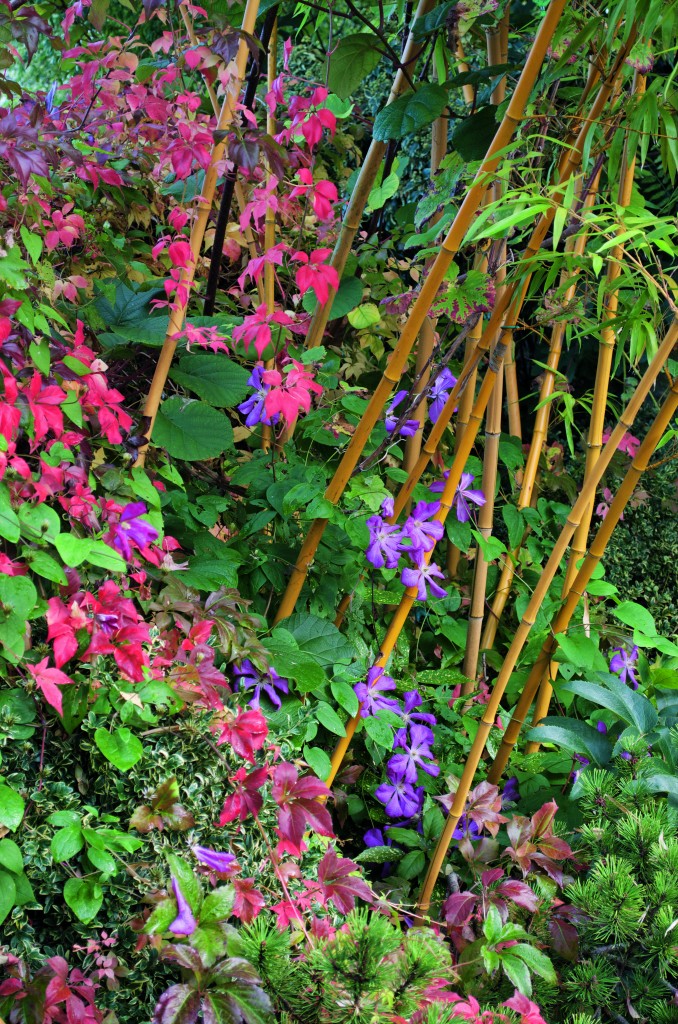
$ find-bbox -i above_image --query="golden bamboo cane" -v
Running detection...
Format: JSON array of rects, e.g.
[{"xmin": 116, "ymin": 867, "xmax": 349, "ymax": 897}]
[
  {"xmin": 304, "ymin": 0, "xmax": 437, "ymax": 351},
  {"xmin": 488, "ymin": 371, "xmax": 678, "ymax": 784},
  {"xmin": 274, "ymin": 0, "xmax": 569, "ymax": 623},
  {"xmin": 525, "ymin": 71, "xmax": 646, "ymax": 748},
  {"xmin": 384, "ymin": 26, "xmax": 637, "ymax": 524},
  {"xmin": 480, "ymin": 168, "xmax": 603, "ymax": 653},
  {"xmin": 135, "ymin": 0, "xmax": 261, "ymax": 466},
  {"xmin": 416, "ymin": 316, "xmax": 678, "ymax": 916}
]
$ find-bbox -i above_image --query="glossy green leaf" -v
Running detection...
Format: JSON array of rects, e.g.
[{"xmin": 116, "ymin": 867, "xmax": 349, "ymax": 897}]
[
  {"xmin": 154, "ymin": 398, "xmax": 233, "ymax": 461},
  {"xmin": 64, "ymin": 877, "xmax": 103, "ymax": 924},
  {"xmin": 94, "ymin": 727, "xmax": 144, "ymax": 772},
  {"xmin": 527, "ymin": 717, "xmax": 612, "ymax": 764},
  {"xmin": 373, "ymin": 84, "xmax": 448, "ymax": 142},
  {"xmin": 0, "ymin": 785, "xmax": 25, "ymax": 831},
  {"xmin": 51, "ymin": 824, "xmax": 85, "ymax": 862},
  {"xmin": 170, "ymin": 354, "xmax": 250, "ymax": 408},
  {"xmin": 328, "ymin": 33, "xmax": 383, "ymax": 98}
]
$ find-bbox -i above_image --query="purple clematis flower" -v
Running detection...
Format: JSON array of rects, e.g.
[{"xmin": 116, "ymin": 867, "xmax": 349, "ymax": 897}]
[
  {"xmin": 238, "ymin": 367, "xmax": 279, "ymax": 428},
  {"xmin": 169, "ymin": 876, "xmax": 197, "ymax": 936},
  {"xmin": 454, "ymin": 472, "xmax": 486, "ymax": 523},
  {"xmin": 354, "ymin": 666, "xmax": 400, "ymax": 718},
  {"xmin": 388, "ymin": 724, "xmax": 439, "ymax": 783},
  {"xmin": 401, "ymin": 690, "xmax": 437, "ymax": 730},
  {"xmin": 110, "ymin": 502, "xmax": 158, "ymax": 560},
  {"xmin": 381, "ymin": 495, "xmax": 395, "ymax": 518},
  {"xmin": 609, "ymin": 645, "xmax": 639, "ymax": 688},
  {"xmin": 193, "ymin": 846, "xmax": 237, "ymax": 874},
  {"xmin": 401, "ymin": 501, "xmax": 444, "ymax": 555},
  {"xmin": 364, "ymin": 827, "xmax": 390, "ymax": 848},
  {"xmin": 401, "ymin": 559, "xmax": 448, "ymax": 601},
  {"xmin": 365, "ymin": 515, "xmax": 403, "ymax": 569},
  {"xmin": 233, "ymin": 659, "xmax": 289, "ymax": 710},
  {"xmin": 429, "ymin": 368, "xmax": 457, "ymax": 424},
  {"xmin": 385, "ymin": 390, "xmax": 420, "ymax": 437},
  {"xmin": 452, "ymin": 814, "xmax": 480, "ymax": 841},
  {"xmin": 501, "ymin": 776, "xmax": 520, "ymax": 805},
  {"xmin": 375, "ymin": 770, "xmax": 424, "ymax": 819}
]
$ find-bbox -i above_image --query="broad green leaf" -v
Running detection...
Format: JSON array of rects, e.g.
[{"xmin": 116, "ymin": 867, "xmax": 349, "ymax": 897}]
[
  {"xmin": 0, "ymin": 869, "xmax": 16, "ymax": 925},
  {"xmin": 204, "ymin": 985, "xmax": 273, "ymax": 1024},
  {"xmin": 471, "ymin": 530, "xmax": 506, "ymax": 562},
  {"xmin": 154, "ymin": 984, "xmax": 201, "ymax": 1024},
  {"xmin": 512, "ymin": 942, "xmax": 557, "ymax": 984},
  {"xmin": 502, "ymin": 505, "xmax": 525, "ymax": 548},
  {"xmin": 501, "ymin": 954, "xmax": 532, "ymax": 996},
  {"xmin": 264, "ymin": 630, "xmax": 325, "ymax": 691},
  {"xmin": 347, "ymin": 303, "xmax": 381, "ymax": 330},
  {"xmin": 201, "ymin": 885, "xmax": 235, "ymax": 924},
  {"xmin": 561, "ymin": 677, "xmax": 658, "ymax": 734},
  {"xmin": 51, "ymin": 824, "xmax": 85, "ymax": 862},
  {"xmin": 331, "ymin": 679, "xmax": 359, "ymax": 716},
  {"xmin": 20, "ymin": 224, "xmax": 43, "ymax": 264},
  {"xmin": 555, "ymin": 632, "xmax": 608, "ymax": 674},
  {"xmin": 315, "ymin": 701, "xmax": 346, "ymax": 737},
  {"xmin": 277, "ymin": 613, "xmax": 355, "ymax": 667},
  {"xmin": 94, "ymin": 727, "xmax": 144, "ymax": 772},
  {"xmin": 527, "ymin": 717, "xmax": 612, "ymax": 764},
  {"xmin": 355, "ymin": 845, "xmax": 401, "ymax": 864},
  {"xmin": 644, "ymin": 773, "xmax": 678, "ymax": 799},
  {"xmin": 64, "ymin": 877, "xmax": 103, "ymax": 924},
  {"xmin": 367, "ymin": 172, "xmax": 400, "ymax": 212},
  {"xmin": 327, "ymin": 33, "xmax": 383, "ymax": 98},
  {"xmin": 166, "ymin": 853, "xmax": 202, "ymax": 914},
  {"xmin": 483, "ymin": 904, "xmax": 503, "ymax": 943},
  {"xmin": 85, "ymin": 540, "xmax": 127, "ymax": 573},
  {"xmin": 396, "ymin": 849, "xmax": 426, "ymax": 880},
  {"xmin": 170, "ymin": 354, "xmax": 250, "ymax": 408},
  {"xmin": 0, "ymin": 576, "xmax": 37, "ymax": 621},
  {"xmin": 364, "ymin": 715, "xmax": 393, "ymax": 749},
  {"xmin": 412, "ymin": 1, "xmax": 455, "ymax": 39},
  {"xmin": 0, "ymin": 838, "xmax": 23, "ymax": 874},
  {"xmin": 373, "ymin": 83, "xmax": 449, "ymax": 142},
  {"xmin": 451, "ymin": 106, "xmax": 497, "ymax": 161},
  {"xmin": 613, "ymin": 600, "xmax": 657, "ymax": 636},
  {"xmin": 23, "ymin": 550, "xmax": 68, "ymax": 585},
  {"xmin": 154, "ymin": 398, "xmax": 234, "ymax": 461},
  {"xmin": 303, "ymin": 745, "xmax": 332, "ymax": 781},
  {"xmin": 0, "ymin": 485, "xmax": 20, "ymax": 543}
]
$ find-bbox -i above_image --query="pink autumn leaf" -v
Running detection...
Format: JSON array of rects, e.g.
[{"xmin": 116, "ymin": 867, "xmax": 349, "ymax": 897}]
[
  {"xmin": 28, "ymin": 658, "xmax": 74, "ymax": 715},
  {"xmin": 272, "ymin": 762, "xmax": 334, "ymax": 852},
  {"xmin": 314, "ymin": 847, "xmax": 373, "ymax": 914}
]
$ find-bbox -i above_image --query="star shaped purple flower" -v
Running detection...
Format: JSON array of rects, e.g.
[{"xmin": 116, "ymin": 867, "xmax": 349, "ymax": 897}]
[
  {"xmin": 385, "ymin": 390, "xmax": 420, "ymax": 437},
  {"xmin": 429, "ymin": 368, "xmax": 457, "ymax": 424},
  {"xmin": 401, "ymin": 690, "xmax": 437, "ymax": 730},
  {"xmin": 401, "ymin": 500, "xmax": 444, "ymax": 555},
  {"xmin": 354, "ymin": 666, "xmax": 400, "ymax": 718},
  {"xmin": 233, "ymin": 659, "xmax": 289, "ymax": 710},
  {"xmin": 430, "ymin": 471, "xmax": 486, "ymax": 523},
  {"xmin": 365, "ymin": 515, "xmax": 402, "ymax": 569},
  {"xmin": 401, "ymin": 559, "xmax": 448, "ymax": 601},
  {"xmin": 609, "ymin": 645, "xmax": 639, "ymax": 688},
  {"xmin": 110, "ymin": 502, "xmax": 158, "ymax": 560},
  {"xmin": 375, "ymin": 768, "xmax": 424, "ymax": 819},
  {"xmin": 388, "ymin": 723, "xmax": 439, "ymax": 783},
  {"xmin": 193, "ymin": 846, "xmax": 238, "ymax": 875}
]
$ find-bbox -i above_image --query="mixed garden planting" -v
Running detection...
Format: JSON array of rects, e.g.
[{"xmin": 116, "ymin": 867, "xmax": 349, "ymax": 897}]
[{"xmin": 0, "ymin": 0, "xmax": 677, "ymax": 1020}]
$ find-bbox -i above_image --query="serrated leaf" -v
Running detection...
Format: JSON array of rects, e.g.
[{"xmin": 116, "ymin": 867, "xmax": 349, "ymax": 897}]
[
  {"xmin": 154, "ymin": 398, "xmax": 234, "ymax": 461},
  {"xmin": 170, "ymin": 354, "xmax": 250, "ymax": 408},
  {"xmin": 501, "ymin": 953, "xmax": 532, "ymax": 996},
  {"xmin": 153, "ymin": 983, "xmax": 201, "ymax": 1024},
  {"xmin": 355, "ymin": 845, "xmax": 401, "ymax": 864},
  {"xmin": 347, "ymin": 303, "xmax": 381, "ymax": 329},
  {"xmin": 555, "ymin": 632, "xmax": 608, "ymax": 674},
  {"xmin": 201, "ymin": 885, "xmax": 235, "ymax": 924},
  {"xmin": 373, "ymin": 83, "xmax": 449, "ymax": 142}
]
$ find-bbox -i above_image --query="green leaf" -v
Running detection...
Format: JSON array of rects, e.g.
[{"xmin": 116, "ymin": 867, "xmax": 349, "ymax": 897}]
[
  {"xmin": 561, "ymin": 677, "xmax": 658, "ymax": 734},
  {"xmin": 0, "ymin": 784, "xmax": 25, "ymax": 831},
  {"xmin": 64, "ymin": 877, "xmax": 103, "ymax": 924},
  {"xmin": 364, "ymin": 715, "xmax": 393, "ymax": 749},
  {"xmin": 0, "ymin": 485, "xmax": 20, "ymax": 542},
  {"xmin": 23, "ymin": 550, "xmax": 68, "ymax": 585},
  {"xmin": 347, "ymin": 303, "xmax": 381, "ymax": 329},
  {"xmin": 51, "ymin": 824, "xmax": 85, "ymax": 862},
  {"xmin": 644, "ymin": 772, "xmax": 678, "ymax": 799},
  {"xmin": 501, "ymin": 953, "xmax": 532, "ymax": 996},
  {"xmin": 303, "ymin": 745, "xmax": 332, "ymax": 781},
  {"xmin": 201, "ymin": 885, "xmax": 235, "ymax": 924},
  {"xmin": 85, "ymin": 540, "xmax": 128, "ymax": 572},
  {"xmin": 412, "ymin": 1, "xmax": 455, "ymax": 39},
  {"xmin": 277, "ymin": 613, "xmax": 354, "ymax": 667},
  {"xmin": 0, "ymin": 869, "xmax": 16, "ymax": 925},
  {"xmin": 512, "ymin": 943, "xmax": 557, "ymax": 984},
  {"xmin": 94, "ymin": 727, "xmax": 144, "ymax": 772},
  {"xmin": 54, "ymin": 534, "xmax": 126, "ymax": 572},
  {"xmin": 367, "ymin": 171, "xmax": 400, "ymax": 212},
  {"xmin": 555, "ymin": 632, "xmax": 608, "ymax": 674},
  {"xmin": 355, "ymin": 845, "xmax": 401, "ymax": 864},
  {"xmin": 87, "ymin": 848, "xmax": 117, "ymax": 877},
  {"xmin": 328, "ymin": 33, "xmax": 383, "ymax": 99},
  {"xmin": 483, "ymin": 903, "xmax": 503, "ymax": 943},
  {"xmin": 471, "ymin": 530, "xmax": 506, "ymax": 562},
  {"xmin": 451, "ymin": 106, "xmax": 497, "ymax": 160},
  {"xmin": 373, "ymin": 83, "xmax": 449, "ymax": 142},
  {"xmin": 154, "ymin": 397, "xmax": 233, "ymax": 461},
  {"xmin": 315, "ymin": 701, "xmax": 347, "ymax": 737},
  {"xmin": 170, "ymin": 354, "xmax": 251, "ymax": 407},
  {"xmin": 166, "ymin": 853, "xmax": 202, "ymax": 914},
  {"xmin": 396, "ymin": 849, "xmax": 426, "ymax": 880},
  {"xmin": 0, "ymin": 838, "xmax": 23, "ymax": 874},
  {"xmin": 331, "ymin": 679, "xmax": 359, "ymax": 716},
  {"xmin": 502, "ymin": 505, "xmax": 524, "ymax": 548},
  {"xmin": 302, "ymin": 275, "xmax": 363, "ymax": 321},
  {"xmin": 264, "ymin": 630, "xmax": 325, "ymax": 691},
  {"xmin": 0, "ymin": 576, "xmax": 37, "ymax": 621},
  {"xmin": 526, "ymin": 718, "xmax": 612, "ymax": 764},
  {"xmin": 20, "ymin": 224, "xmax": 43, "ymax": 264},
  {"xmin": 613, "ymin": 600, "xmax": 657, "ymax": 636}
]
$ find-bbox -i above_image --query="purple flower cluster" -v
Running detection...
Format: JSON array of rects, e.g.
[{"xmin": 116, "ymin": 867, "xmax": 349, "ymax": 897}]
[
  {"xmin": 109, "ymin": 502, "xmax": 158, "ymax": 560},
  {"xmin": 237, "ymin": 367, "xmax": 279, "ymax": 428},
  {"xmin": 384, "ymin": 369, "xmax": 458, "ymax": 437},
  {"xmin": 233, "ymin": 659, "xmax": 289, "ymax": 710},
  {"xmin": 385, "ymin": 390, "xmax": 419, "ymax": 438},
  {"xmin": 365, "ymin": 498, "xmax": 448, "ymax": 603}
]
